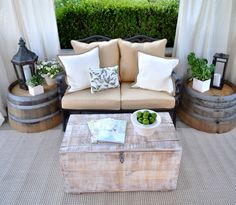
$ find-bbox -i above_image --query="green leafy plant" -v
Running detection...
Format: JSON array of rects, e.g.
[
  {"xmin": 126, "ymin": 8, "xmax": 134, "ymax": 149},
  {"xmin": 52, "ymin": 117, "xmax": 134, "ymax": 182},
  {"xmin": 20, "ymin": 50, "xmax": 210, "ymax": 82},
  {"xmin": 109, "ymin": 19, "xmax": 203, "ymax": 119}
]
[
  {"xmin": 36, "ymin": 59, "xmax": 63, "ymax": 79},
  {"xmin": 56, "ymin": 0, "xmax": 179, "ymax": 48},
  {"xmin": 55, "ymin": 0, "xmax": 80, "ymax": 9},
  {"xmin": 26, "ymin": 74, "xmax": 44, "ymax": 88},
  {"xmin": 187, "ymin": 52, "xmax": 215, "ymax": 81}
]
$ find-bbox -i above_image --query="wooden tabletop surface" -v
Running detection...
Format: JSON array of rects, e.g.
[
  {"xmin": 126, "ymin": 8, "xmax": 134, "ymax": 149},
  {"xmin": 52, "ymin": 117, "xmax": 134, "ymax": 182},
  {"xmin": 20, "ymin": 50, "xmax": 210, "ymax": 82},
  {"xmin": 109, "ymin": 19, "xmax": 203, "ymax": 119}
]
[
  {"xmin": 187, "ymin": 81, "xmax": 236, "ymax": 96},
  {"xmin": 10, "ymin": 83, "xmax": 57, "ymax": 97},
  {"xmin": 60, "ymin": 113, "xmax": 181, "ymax": 153}
]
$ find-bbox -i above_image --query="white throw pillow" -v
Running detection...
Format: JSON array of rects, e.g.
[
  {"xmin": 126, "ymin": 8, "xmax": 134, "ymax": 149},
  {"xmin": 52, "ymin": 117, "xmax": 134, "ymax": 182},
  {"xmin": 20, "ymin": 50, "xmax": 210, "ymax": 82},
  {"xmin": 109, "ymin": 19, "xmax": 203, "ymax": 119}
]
[
  {"xmin": 132, "ymin": 52, "xmax": 179, "ymax": 94},
  {"xmin": 58, "ymin": 47, "xmax": 100, "ymax": 92}
]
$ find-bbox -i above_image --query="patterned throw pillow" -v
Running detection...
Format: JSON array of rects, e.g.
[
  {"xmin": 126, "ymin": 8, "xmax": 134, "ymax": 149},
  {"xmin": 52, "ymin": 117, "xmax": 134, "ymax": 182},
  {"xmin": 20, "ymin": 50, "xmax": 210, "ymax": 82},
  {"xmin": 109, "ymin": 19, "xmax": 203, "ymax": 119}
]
[{"xmin": 89, "ymin": 65, "xmax": 120, "ymax": 93}]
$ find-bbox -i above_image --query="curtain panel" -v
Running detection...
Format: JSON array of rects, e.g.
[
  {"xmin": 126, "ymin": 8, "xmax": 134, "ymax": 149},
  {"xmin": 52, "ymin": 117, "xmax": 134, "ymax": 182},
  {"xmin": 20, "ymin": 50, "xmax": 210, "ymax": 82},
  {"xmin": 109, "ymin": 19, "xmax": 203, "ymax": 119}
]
[
  {"xmin": 173, "ymin": 0, "xmax": 236, "ymax": 84},
  {"xmin": 0, "ymin": 0, "xmax": 60, "ymax": 116}
]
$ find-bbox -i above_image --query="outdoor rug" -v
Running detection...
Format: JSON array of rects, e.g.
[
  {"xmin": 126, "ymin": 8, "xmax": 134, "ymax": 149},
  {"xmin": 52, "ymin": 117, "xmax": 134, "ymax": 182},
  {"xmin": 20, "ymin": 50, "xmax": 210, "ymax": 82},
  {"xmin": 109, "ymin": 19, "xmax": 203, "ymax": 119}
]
[{"xmin": 0, "ymin": 125, "xmax": 235, "ymax": 205}]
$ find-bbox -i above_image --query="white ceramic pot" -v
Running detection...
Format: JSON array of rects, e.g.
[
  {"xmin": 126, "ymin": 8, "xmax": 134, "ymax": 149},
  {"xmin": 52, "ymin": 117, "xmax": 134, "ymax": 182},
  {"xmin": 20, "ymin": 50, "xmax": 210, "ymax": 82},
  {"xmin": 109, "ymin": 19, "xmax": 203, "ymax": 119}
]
[
  {"xmin": 44, "ymin": 75, "xmax": 56, "ymax": 86},
  {"xmin": 28, "ymin": 85, "xmax": 44, "ymax": 96},
  {"xmin": 131, "ymin": 109, "xmax": 161, "ymax": 136},
  {"xmin": 192, "ymin": 78, "xmax": 211, "ymax": 93}
]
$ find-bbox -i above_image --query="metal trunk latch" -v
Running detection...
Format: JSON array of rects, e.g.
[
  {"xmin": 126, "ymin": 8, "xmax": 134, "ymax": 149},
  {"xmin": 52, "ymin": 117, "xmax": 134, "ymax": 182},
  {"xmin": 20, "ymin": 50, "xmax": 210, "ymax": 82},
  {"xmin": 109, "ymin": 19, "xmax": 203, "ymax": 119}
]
[{"xmin": 119, "ymin": 151, "xmax": 125, "ymax": 163}]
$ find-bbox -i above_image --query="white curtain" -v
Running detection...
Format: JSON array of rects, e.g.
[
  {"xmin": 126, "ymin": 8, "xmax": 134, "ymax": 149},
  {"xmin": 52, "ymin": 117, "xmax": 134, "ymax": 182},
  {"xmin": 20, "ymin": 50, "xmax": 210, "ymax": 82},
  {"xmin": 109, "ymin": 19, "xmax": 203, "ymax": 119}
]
[
  {"xmin": 0, "ymin": 55, "xmax": 9, "ymax": 116},
  {"xmin": 173, "ymin": 0, "xmax": 236, "ymax": 83},
  {"xmin": 0, "ymin": 0, "xmax": 60, "ymax": 116}
]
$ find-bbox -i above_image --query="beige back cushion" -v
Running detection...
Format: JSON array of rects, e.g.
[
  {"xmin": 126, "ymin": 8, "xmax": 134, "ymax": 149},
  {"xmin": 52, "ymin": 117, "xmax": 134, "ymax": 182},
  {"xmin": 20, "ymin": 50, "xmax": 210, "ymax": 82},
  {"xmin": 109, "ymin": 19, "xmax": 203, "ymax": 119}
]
[
  {"xmin": 71, "ymin": 39, "xmax": 119, "ymax": 68},
  {"xmin": 118, "ymin": 39, "xmax": 167, "ymax": 82}
]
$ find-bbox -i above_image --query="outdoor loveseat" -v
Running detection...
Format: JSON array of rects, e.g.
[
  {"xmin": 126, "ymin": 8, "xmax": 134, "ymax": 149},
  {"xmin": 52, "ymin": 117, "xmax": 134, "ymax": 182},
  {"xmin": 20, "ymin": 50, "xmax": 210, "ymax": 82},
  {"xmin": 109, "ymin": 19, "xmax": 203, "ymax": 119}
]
[{"xmin": 56, "ymin": 35, "xmax": 182, "ymax": 131}]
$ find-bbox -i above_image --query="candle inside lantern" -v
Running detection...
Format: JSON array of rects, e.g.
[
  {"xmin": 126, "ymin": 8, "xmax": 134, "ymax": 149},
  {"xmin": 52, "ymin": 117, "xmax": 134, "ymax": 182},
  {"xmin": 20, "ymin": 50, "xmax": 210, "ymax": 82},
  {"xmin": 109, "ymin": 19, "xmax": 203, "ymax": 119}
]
[
  {"xmin": 23, "ymin": 65, "xmax": 32, "ymax": 81},
  {"xmin": 213, "ymin": 73, "xmax": 221, "ymax": 87}
]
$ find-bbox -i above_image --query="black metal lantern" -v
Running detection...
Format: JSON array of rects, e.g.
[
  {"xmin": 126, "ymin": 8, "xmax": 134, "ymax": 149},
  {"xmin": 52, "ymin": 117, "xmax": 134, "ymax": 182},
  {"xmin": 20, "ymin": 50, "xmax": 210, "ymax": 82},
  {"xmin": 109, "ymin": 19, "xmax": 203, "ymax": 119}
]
[
  {"xmin": 11, "ymin": 38, "xmax": 38, "ymax": 90},
  {"xmin": 211, "ymin": 53, "xmax": 229, "ymax": 89}
]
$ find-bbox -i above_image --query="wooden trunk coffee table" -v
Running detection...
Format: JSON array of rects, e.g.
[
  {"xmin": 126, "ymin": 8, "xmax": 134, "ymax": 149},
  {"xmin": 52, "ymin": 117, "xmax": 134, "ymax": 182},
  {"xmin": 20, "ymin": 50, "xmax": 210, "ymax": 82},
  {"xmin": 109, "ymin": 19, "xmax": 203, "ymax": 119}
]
[{"xmin": 59, "ymin": 113, "xmax": 182, "ymax": 193}]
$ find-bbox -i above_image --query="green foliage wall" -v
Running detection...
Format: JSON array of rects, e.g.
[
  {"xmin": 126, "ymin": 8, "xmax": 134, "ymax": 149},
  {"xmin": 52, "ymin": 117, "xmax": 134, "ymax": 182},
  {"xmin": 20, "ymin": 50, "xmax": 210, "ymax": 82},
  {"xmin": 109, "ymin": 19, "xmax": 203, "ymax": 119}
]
[{"xmin": 56, "ymin": 0, "xmax": 179, "ymax": 48}]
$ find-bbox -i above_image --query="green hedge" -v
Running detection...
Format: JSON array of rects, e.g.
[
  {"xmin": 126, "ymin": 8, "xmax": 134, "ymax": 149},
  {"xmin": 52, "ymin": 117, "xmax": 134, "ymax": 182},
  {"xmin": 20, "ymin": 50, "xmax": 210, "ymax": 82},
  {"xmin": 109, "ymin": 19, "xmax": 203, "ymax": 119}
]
[{"xmin": 56, "ymin": 0, "xmax": 179, "ymax": 48}]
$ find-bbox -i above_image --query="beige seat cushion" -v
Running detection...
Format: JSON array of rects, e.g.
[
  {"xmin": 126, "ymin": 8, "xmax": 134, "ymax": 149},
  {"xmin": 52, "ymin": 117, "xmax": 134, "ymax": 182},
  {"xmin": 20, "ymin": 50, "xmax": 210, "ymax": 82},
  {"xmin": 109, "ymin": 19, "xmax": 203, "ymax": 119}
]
[
  {"xmin": 62, "ymin": 87, "xmax": 120, "ymax": 110},
  {"xmin": 121, "ymin": 82, "xmax": 175, "ymax": 109},
  {"xmin": 71, "ymin": 39, "xmax": 119, "ymax": 67},
  {"xmin": 118, "ymin": 39, "xmax": 167, "ymax": 82}
]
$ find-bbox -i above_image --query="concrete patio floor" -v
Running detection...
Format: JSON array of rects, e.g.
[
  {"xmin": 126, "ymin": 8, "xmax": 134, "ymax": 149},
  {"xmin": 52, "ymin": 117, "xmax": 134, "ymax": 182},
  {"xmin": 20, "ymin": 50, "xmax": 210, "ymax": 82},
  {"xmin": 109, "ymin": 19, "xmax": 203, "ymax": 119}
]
[{"xmin": 0, "ymin": 119, "xmax": 235, "ymax": 205}]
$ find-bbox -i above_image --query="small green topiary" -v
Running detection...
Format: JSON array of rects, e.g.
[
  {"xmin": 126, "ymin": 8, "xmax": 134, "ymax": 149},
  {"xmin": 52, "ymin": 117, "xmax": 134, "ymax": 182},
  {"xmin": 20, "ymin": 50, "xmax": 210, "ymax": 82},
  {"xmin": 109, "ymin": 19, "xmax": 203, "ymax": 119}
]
[
  {"xmin": 26, "ymin": 74, "xmax": 44, "ymax": 88},
  {"xmin": 187, "ymin": 52, "xmax": 215, "ymax": 81}
]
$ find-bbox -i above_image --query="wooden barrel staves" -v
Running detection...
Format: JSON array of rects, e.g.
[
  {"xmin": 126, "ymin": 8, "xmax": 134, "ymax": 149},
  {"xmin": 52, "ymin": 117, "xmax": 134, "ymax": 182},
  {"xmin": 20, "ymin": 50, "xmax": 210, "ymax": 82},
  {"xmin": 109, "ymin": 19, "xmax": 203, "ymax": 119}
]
[
  {"xmin": 178, "ymin": 81, "xmax": 236, "ymax": 133},
  {"xmin": 8, "ymin": 81, "xmax": 62, "ymax": 133}
]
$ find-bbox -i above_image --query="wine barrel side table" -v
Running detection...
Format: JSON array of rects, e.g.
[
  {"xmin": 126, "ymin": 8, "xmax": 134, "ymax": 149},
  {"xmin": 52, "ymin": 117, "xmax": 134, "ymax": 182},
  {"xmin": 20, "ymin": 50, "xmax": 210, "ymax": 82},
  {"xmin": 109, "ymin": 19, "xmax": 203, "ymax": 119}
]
[
  {"xmin": 7, "ymin": 81, "xmax": 62, "ymax": 133},
  {"xmin": 178, "ymin": 81, "xmax": 236, "ymax": 133}
]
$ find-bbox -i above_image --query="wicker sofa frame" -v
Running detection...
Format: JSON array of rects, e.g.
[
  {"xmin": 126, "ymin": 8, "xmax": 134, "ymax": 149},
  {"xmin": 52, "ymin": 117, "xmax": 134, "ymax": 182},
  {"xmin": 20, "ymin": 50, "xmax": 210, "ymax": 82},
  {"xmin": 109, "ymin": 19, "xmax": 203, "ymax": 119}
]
[{"xmin": 56, "ymin": 35, "xmax": 182, "ymax": 131}]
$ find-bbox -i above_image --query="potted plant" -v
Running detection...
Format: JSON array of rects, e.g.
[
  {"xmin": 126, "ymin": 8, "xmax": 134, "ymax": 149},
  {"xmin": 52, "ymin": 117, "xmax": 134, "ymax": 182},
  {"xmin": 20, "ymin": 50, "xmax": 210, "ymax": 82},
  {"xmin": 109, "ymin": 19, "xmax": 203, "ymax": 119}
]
[
  {"xmin": 26, "ymin": 74, "xmax": 44, "ymax": 96},
  {"xmin": 187, "ymin": 52, "xmax": 215, "ymax": 93},
  {"xmin": 36, "ymin": 59, "xmax": 63, "ymax": 86}
]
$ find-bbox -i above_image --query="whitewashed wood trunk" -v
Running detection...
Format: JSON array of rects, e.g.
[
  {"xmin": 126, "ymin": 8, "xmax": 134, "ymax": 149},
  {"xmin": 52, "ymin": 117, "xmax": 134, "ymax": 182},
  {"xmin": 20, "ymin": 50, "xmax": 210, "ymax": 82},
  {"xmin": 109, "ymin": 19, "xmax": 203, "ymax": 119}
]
[{"xmin": 59, "ymin": 113, "xmax": 182, "ymax": 193}]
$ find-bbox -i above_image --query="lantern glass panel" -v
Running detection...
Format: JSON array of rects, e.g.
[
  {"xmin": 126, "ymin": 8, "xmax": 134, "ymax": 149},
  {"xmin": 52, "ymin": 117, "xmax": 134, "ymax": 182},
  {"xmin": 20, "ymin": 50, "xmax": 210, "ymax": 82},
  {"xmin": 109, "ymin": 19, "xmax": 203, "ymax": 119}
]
[
  {"xmin": 15, "ymin": 65, "xmax": 24, "ymax": 80},
  {"xmin": 22, "ymin": 65, "xmax": 32, "ymax": 81},
  {"xmin": 213, "ymin": 61, "xmax": 224, "ymax": 87}
]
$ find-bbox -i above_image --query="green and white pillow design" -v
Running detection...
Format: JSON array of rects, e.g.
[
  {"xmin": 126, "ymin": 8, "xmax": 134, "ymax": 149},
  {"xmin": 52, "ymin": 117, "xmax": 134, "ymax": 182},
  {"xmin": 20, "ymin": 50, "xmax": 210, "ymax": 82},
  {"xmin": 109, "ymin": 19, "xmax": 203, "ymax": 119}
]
[{"xmin": 89, "ymin": 65, "xmax": 120, "ymax": 93}]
